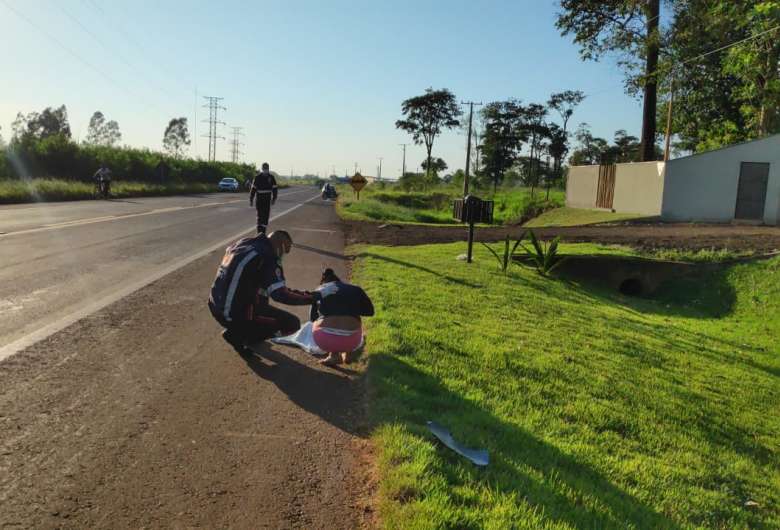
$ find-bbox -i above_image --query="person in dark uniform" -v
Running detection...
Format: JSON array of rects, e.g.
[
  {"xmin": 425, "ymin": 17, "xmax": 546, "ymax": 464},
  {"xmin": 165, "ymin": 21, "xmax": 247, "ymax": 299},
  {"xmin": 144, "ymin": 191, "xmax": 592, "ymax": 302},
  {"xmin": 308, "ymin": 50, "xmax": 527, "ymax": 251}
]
[
  {"xmin": 208, "ymin": 230, "xmax": 338, "ymax": 354},
  {"xmin": 249, "ymin": 162, "xmax": 278, "ymax": 234}
]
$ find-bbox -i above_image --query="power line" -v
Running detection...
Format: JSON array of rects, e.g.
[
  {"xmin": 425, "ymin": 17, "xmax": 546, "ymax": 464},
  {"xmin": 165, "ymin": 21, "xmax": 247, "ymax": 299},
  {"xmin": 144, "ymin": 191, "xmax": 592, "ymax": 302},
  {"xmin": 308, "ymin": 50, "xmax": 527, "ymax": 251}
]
[
  {"xmin": 202, "ymin": 96, "xmax": 226, "ymax": 162},
  {"xmin": 55, "ymin": 1, "xmax": 178, "ymax": 106},
  {"xmin": 228, "ymin": 126, "xmax": 244, "ymax": 163},
  {"xmin": 1, "ymin": 0, "xmax": 167, "ymax": 115}
]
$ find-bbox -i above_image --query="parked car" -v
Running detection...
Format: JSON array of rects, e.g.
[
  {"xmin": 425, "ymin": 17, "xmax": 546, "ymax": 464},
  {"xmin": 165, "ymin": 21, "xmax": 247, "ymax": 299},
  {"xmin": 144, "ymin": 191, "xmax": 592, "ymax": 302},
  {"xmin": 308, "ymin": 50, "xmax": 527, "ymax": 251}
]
[
  {"xmin": 218, "ymin": 177, "xmax": 240, "ymax": 192},
  {"xmin": 321, "ymin": 183, "xmax": 338, "ymax": 200}
]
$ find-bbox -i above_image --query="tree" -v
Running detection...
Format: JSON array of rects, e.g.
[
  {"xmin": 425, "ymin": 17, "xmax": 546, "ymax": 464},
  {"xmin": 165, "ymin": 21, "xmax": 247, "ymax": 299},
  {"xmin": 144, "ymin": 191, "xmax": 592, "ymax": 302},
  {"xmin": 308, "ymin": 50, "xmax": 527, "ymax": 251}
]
[
  {"xmin": 524, "ymin": 103, "xmax": 550, "ymax": 194},
  {"xmin": 479, "ymin": 100, "xmax": 527, "ymax": 192},
  {"xmin": 611, "ymin": 129, "xmax": 641, "ymax": 162},
  {"xmin": 396, "ymin": 88, "xmax": 461, "ymax": 180},
  {"xmin": 569, "ymin": 123, "xmax": 610, "ymax": 165},
  {"xmin": 86, "ymin": 111, "xmax": 122, "ymax": 147},
  {"xmin": 420, "ymin": 157, "xmax": 448, "ymax": 174},
  {"xmin": 163, "ymin": 117, "xmax": 191, "ymax": 158},
  {"xmin": 11, "ymin": 105, "xmax": 71, "ymax": 142},
  {"xmin": 547, "ymin": 90, "xmax": 585, "ymax": 173},
  {"xmin": 557, "ymin": 0, "xmax": 663, "ymax": 161}
]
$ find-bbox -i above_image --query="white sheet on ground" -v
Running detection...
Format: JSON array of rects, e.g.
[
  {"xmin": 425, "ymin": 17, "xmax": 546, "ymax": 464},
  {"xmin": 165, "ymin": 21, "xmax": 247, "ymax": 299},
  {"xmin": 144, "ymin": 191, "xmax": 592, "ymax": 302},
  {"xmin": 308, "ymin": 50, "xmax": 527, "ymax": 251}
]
[{"xmin": 271, "ymin": 321, "xmax": 365, "ymax": 356}]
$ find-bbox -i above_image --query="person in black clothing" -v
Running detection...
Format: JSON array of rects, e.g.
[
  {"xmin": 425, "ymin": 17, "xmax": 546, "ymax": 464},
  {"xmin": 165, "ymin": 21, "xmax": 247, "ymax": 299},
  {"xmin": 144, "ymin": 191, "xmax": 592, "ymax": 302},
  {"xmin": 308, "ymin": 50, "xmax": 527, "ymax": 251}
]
[
  {"xmin": 309, "ymin": 268, "xmax": 374, "ymax": 366},
  {"xmin": 249, "ymin": 162, "xmax": 278, "ymax": 234},
  {"xmin": 208, "ymin": 230, "xmax": 337, "ymax": 354}
]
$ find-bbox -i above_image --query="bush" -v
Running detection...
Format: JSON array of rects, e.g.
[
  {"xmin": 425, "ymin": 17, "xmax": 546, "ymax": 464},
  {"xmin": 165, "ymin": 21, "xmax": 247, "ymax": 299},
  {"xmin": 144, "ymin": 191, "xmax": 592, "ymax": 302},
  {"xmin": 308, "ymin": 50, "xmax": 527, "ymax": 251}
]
[{"xmin": 1, "ymin": 136, "xmax": 255, "ymax": 186}]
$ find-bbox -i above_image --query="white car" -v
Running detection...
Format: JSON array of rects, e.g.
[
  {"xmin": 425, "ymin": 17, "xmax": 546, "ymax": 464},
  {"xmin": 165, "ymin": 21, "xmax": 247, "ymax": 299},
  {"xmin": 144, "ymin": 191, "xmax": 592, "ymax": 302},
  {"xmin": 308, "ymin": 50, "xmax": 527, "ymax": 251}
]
[{"xmin": 218, "ymin": 177, "xmax": 239, "ymax": 192}]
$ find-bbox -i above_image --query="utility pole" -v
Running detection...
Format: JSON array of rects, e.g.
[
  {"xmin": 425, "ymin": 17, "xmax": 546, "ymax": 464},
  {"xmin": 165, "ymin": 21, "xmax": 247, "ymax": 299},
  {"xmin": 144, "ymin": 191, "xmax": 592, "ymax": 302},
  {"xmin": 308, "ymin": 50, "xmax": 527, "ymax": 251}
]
[
  {"xmin": 461, "ymin": 101, "xmax": 483, "ymax": 197},
  {"xmin": 202, "ymin": 96, "xmax": 226, "ymax": 162},
  {"xmin": 377, "ymin": 157, "xmax": 383, "ymax": 181},
  {"xmin": 663, "ymin": 74, "xmax": 675, "ymax": 162},
  {"xmin": 228, "ymin": 126, "xmax": 244, "ymax": 163},
  {"xmin": 354, "ymin": 162, "xmax": 358, "ymax": 175},
  {"xmin": 398, "ymin": 143, "xmax": 407, "ymax": 178}
]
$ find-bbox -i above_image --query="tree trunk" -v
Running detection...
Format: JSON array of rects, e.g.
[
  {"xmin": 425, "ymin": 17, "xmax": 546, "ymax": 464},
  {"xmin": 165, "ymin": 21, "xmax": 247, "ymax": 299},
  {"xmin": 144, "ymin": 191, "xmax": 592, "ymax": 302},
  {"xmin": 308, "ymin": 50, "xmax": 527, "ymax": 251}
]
[{"xmin": 640, "ymin": 0, "xmax": 660, "ymax": 162}]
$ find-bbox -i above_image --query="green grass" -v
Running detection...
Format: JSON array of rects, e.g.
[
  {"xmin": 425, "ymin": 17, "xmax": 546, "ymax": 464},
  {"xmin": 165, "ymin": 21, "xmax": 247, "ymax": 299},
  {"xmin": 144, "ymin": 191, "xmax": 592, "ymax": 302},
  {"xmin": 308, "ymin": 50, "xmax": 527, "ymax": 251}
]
[
  {"xmin": 337, "ymin": 186, "xmax": 565, "ymax": 225},
  {"xmin": 0, "ymin": 178, "xmax": 228, "ymax": 204},
  {"xmin": 352, "ymin": 242, "xmax": 780, "ymax": 529},
  {"xmin": 524, "ymin": 207, "xmax": 652, "ymax": 227}
]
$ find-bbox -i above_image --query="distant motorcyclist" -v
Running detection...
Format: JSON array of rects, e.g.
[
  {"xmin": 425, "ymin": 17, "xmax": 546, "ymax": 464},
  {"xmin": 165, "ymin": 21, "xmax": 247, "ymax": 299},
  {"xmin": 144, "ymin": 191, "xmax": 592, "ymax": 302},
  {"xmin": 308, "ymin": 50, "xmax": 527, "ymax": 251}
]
[
  {"xmin": 93, "ymin": 164, "xmax": 112, "ymax": 198},
  {"xmin": 249, "ymin": 162, "xmax": 278, "ymax": 234}
]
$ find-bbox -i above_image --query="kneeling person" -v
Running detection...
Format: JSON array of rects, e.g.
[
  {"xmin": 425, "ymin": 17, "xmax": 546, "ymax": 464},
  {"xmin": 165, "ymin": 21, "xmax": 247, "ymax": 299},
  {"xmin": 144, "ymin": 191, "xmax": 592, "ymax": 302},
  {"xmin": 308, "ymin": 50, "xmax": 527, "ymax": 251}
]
[
  {"xmin": 208, "ymin": 230, "xmax": 333, "ymax": 353},
  {"xmin": 310, "ymin": 268, "xmax": 374, "ymax": 365}
]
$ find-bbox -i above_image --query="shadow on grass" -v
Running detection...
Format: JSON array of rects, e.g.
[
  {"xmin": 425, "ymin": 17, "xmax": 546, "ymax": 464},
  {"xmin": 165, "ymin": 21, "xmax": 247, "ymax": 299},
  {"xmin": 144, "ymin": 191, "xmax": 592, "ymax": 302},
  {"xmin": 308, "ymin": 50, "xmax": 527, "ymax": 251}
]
[
  {"xmin": 369, "ymin": 352, "xmax": 682, "ymax": 529},
  {"xmin": 356, "ymin": 252, "xmax": 482, "ymax": 288}
]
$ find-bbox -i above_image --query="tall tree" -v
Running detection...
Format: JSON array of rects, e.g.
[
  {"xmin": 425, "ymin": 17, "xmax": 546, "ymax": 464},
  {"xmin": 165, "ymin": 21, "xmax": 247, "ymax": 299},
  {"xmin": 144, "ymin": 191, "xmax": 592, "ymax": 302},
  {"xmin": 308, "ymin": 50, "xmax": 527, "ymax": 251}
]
[
  {"xmin": 524, "ymin": 103, "xmax": 550, "ymax": 194},
  {"xmin": 721, "ymin": 1, "xmax": 780, "ymax": 137},
  {"xmin": 11, "ymin": 105, "xmax": 71, "ymax": 142},
  {"xmin": 420, "ymin": 157, "xmax": 448, "ymax": 174},
  {"xmin": 547, "ymin": 90, "xmax": 585, "ymax": 173},
  {"xmin": 557, "ymin": 0, "xmax": 663, "ymax": 161},
  {"xmin": 396, "ymin": 88, "xmax": 461, "ymax": 180},
  {"xmin": 570, "ymin": 123, "xmax": 610, "ymax": 165},
  {"xmin": 479, "ymin": 100, "xmax": 527, "ymax": 191},
  {"xmin": 86, "ymin": 111, "xmax": 122, "ymax": 147},
  {"xmin": 163, "ymin": 117, "xmax": 191, "ymax": 158}
]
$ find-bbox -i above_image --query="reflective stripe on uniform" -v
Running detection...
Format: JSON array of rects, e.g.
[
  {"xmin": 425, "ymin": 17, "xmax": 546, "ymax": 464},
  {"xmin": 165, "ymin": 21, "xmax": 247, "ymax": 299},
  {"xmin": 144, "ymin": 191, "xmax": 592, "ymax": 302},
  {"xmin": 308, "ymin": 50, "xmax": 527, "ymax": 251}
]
[
  {"xmin": 267, "ymin": 281, "xmax": 285, "ymax": 294},
  {"xmin": 223, "ymin": 250, "xmax": 258, "ymax": 322},
  {"xmin": 254, "ymin": 190, "xmax": 273, "ymax": 194}
]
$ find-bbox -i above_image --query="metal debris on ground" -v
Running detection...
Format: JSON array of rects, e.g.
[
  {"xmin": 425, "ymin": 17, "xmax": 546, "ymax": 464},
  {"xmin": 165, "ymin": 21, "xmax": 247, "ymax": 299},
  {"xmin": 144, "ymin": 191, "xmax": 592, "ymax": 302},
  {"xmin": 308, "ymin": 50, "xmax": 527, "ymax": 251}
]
[{"xmin": 427, "ymin": 421, "xmax": 489, "ymax": 467}]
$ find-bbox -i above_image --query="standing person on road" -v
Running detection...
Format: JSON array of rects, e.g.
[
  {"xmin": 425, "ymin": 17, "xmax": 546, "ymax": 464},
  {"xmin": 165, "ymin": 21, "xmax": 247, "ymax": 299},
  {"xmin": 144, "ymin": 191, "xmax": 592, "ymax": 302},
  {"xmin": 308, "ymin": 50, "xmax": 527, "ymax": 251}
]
[
  {"xmin": 249, "ymin": 162, "xmax": 278, "ymax": 234},
  {"xmin": 208, "ymin": 230, "xmax": 338, "ymax": 355}
]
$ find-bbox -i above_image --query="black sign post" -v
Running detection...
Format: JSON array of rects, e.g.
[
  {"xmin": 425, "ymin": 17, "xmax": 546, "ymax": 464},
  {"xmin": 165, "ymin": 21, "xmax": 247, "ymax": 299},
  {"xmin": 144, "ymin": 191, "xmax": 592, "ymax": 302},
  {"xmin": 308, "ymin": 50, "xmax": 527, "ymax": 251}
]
[{"xmin": 453, "ymin": 195, "xmax": 494, "ymax": 263}]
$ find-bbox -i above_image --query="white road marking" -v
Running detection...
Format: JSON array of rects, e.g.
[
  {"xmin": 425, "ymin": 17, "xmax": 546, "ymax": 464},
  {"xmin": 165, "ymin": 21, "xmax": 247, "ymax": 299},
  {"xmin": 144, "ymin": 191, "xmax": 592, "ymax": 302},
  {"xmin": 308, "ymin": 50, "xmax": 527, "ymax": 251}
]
[
  {"xmin": 0, "ymin": 193, "xmax": 322, "ymax": 362},
  {"xmin": 0, "ymin": 188, "xmax": 313, "ymax": 238}
]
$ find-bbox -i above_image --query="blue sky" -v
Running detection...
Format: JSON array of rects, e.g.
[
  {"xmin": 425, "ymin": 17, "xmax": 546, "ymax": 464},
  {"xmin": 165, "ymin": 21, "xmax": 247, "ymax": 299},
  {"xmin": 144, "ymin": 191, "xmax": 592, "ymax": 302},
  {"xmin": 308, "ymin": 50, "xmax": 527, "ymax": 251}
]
[{"xmin": 1, "ymin": 0, "xmax": 643, "ymax": 178}]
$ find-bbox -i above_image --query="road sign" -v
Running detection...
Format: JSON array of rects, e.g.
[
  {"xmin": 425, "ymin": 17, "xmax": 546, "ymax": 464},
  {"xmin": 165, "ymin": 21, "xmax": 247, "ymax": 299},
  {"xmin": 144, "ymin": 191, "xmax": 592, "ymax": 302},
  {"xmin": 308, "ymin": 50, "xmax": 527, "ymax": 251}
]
[{"xmin": 350, "ymin": 172, "xmax": 367, "ymax": 192}]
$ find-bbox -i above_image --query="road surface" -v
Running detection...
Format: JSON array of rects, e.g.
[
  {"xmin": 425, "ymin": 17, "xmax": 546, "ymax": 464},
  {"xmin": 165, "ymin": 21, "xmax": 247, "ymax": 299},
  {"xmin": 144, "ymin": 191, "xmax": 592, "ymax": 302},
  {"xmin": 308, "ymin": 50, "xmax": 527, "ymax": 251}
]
[{"xmin": 0, "ymin": 189, "xmax": 373, "ymax": 528}]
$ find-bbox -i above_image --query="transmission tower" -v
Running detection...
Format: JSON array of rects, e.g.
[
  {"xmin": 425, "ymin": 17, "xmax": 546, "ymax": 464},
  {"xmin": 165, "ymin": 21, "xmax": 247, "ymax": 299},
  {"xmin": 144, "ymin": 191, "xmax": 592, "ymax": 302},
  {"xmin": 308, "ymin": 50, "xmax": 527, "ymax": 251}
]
[
  {"xmin": 228, "ymin": 126, "xmax": 244, "ymax": 163},
  {"xmin": 202, "ymin": 96, "xmax": 226, "ymax": 161}
]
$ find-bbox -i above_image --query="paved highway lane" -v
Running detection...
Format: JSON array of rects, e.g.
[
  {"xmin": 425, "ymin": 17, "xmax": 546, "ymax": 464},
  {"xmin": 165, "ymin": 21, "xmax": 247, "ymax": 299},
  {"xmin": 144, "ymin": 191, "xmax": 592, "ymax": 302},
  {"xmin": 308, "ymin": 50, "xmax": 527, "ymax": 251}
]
[{"xmin": 0, "ymin": 188, "xmax": 318, "ymax": 356}]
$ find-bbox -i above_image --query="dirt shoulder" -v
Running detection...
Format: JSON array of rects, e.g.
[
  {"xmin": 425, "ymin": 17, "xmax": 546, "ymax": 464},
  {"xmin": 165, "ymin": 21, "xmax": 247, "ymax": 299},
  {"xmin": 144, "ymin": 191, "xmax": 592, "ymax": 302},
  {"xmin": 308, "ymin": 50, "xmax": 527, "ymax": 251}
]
[
  {"xmin": 0, "ymin": 200, "xmax": 374, "ymax": 529},
  {"xmin": 344, "ymin": 219, "xmax": 780, "ymax": 252}
]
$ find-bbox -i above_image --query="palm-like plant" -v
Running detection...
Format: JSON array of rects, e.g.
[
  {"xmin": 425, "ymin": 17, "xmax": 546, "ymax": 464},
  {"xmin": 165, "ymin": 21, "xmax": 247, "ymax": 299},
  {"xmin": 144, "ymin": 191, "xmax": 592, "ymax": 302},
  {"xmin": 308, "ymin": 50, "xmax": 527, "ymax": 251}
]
[
  {"xmin": 481, "ymin": 234, "xmax": 525, "ymax": 273},
  {"xmin": 521, "ymin": 230, "xmax": 567, "ymax": 276}
]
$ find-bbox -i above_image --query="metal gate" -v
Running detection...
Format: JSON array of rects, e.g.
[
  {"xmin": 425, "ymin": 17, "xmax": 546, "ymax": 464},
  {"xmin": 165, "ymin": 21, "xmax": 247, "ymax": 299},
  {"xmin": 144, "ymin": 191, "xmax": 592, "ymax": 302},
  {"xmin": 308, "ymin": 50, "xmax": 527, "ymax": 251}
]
[
  {"xmin": 734, "ymin": 162, "xmax": 770, "ymax": 220},
  {"xmin": 596, "ymin": 163, "xmax": 616, "ymax": 209}
]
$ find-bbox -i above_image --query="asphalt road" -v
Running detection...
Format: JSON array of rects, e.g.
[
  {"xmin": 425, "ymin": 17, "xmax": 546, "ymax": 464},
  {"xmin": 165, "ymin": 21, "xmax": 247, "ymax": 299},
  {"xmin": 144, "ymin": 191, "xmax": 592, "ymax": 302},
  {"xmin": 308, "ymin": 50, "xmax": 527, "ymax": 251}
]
[
  {"xmin": 0, "ymin": 188, "xmax": 373, "ymax": 528},
  {"xmin": 0, "ymin": 188, "xmax": 317, "ymax": 358}
]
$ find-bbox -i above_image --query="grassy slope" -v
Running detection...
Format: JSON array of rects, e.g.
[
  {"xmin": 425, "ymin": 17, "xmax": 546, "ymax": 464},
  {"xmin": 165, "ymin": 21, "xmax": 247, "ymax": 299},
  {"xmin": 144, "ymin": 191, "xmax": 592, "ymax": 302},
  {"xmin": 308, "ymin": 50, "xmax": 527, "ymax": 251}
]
[
  {"xmin": 524, "ymin": 207, "xmax": 650, "ymax": 227},
  {"xmin": 352, "ymin": 242, "xmax": 779, "ymax": 529},
  {"xmin": 337, "ymin": 187, "xmax": 565, "ymax": 225}
]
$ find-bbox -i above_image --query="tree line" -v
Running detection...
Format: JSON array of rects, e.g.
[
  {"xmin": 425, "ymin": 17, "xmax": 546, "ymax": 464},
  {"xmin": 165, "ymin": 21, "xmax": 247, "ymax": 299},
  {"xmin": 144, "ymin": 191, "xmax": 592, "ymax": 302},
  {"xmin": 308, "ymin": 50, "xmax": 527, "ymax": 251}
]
[
  {"xmin": 393, "ymin": 1, "xmax": 779, "ymax": 194},
  {"xmin": 0, "ymin": 104, "xmax": 252, "ymax": 183}
]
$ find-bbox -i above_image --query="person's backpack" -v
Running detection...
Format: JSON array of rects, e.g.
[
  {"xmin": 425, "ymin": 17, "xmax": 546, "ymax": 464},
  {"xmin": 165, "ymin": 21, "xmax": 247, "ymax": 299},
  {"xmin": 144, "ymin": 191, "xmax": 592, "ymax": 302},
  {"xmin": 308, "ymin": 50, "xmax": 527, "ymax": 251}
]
[{"xmin": 208, "ymin": 236, "xmax": 268, "ymax": 323}]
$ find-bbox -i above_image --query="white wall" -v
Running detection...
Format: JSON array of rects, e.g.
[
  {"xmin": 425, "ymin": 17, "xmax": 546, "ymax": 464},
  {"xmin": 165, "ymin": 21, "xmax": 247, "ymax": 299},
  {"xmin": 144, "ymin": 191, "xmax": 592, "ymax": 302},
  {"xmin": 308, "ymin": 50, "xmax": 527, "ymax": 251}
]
[
  {"xmin": 662, "ymin": 135, "xmax": 780, "ymax": 225},
  {"xmin": 566, "ymin": 165, "xmax": 599, "ymax": 209},
  {"xmin": 612, "ymin": 162, "xmax": 665, "ymax": 215}
]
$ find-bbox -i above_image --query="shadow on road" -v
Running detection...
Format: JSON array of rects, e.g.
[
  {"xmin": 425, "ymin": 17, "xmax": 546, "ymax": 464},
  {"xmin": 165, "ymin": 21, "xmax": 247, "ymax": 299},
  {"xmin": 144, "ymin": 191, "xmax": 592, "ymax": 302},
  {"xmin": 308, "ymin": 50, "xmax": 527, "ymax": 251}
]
[{"xmin": 240, "ymin": 344, "xmax": 367, "ymax": 437}]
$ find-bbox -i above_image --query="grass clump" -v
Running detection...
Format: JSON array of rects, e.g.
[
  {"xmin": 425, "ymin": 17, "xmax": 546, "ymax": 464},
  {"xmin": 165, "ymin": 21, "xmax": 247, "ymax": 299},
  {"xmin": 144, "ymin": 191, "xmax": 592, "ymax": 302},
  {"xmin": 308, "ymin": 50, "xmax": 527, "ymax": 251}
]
[{"xmin": 353, "ymin": 242, "xmax": 780, "ymax": 529}]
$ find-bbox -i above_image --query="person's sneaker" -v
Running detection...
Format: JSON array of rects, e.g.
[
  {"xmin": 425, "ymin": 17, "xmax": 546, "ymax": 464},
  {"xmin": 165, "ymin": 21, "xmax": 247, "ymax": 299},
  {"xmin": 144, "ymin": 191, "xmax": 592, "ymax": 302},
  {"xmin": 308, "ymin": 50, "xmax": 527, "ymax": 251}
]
[{"xmin": 222, "ymin": 329, "xmax": 249, "ymax": 355}]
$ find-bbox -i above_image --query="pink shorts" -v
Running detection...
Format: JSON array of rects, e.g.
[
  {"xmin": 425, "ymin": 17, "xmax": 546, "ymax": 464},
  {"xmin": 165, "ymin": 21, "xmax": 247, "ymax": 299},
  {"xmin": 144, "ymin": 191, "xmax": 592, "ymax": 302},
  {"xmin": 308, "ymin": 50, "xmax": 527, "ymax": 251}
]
[{"xmin": 312, "ymin": 321, "xmax": 363, "ymax": 353}]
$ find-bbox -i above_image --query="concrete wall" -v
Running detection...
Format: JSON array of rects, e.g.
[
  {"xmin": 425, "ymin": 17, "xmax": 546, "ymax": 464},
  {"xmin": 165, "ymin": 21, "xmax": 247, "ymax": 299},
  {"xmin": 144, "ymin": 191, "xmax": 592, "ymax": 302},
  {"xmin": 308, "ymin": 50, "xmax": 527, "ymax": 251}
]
[
  {"xmin": 612, "ymin": 161, "xmax": 665, "ymax": 215},
  {"xmin": 662, "ymin": 134, "xmax": 780, "ymax": 225},
  {"xmin": 565, "ymin": 165, "xmax": 599, "ymax": 209},
  {"xmin": 565, "ymin": 162, "xmax": 665, "ymax": 215}
]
